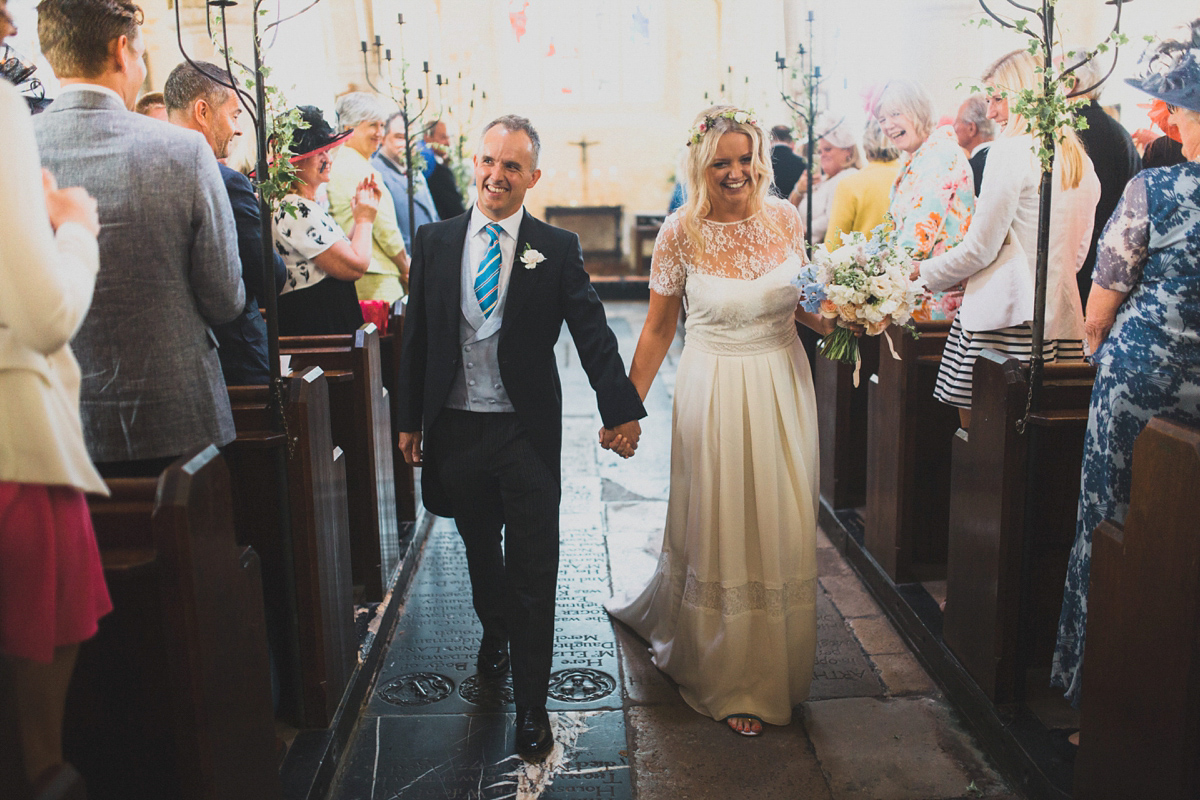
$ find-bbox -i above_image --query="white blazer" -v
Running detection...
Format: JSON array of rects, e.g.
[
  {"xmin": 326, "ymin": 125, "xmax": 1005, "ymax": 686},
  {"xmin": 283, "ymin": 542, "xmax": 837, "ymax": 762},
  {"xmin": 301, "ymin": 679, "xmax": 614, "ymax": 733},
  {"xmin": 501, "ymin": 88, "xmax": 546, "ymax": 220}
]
[
  {"xmin": 0, "ymin": 80, "xmax": 106, "ymax": 494},
  {"xmin": 922, "ymin": 133, "xmax": 1100, "ymax": 339}
]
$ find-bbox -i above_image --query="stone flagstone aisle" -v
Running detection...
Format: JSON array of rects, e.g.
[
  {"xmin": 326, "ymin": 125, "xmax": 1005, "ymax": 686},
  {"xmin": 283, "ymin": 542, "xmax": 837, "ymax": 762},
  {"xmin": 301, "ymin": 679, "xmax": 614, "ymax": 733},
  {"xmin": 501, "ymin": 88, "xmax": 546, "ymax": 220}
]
[{"xmin": 327, "ymin": 301, "xmax": 1019, "ymax": 800}]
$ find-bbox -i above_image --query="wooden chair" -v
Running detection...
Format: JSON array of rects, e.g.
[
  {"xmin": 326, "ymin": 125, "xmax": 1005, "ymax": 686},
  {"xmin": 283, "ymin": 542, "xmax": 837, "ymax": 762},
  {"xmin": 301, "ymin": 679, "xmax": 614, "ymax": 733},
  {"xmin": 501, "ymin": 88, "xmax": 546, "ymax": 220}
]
[
  {"xmin": 226, "ymin": 367, "xmax": 356, "ymax": 728},
  {"xmin": 380, "ymin": 302, "xmax": 417, "ymax": 522},
  {"xmin": 864, "ymin": 320, "xmax": 958, "ymax": 582},
  {"xmin": 281, "ymin": 324, "xmax": 400, "ymax": 600},
  {"xmin": 1074, "ymin": 416, "xmax": 1200, "ymax": 799},
  {"xmin": 65, "ymin": 446, "xmax": 281, "ymax": 800},
  {"xmin": 815, "ymin": 334, "xmax": 880, "ymax": 511},
  {"xmin": 942, "ymin": 350, "xmax": 1095, "ymax": 701}
]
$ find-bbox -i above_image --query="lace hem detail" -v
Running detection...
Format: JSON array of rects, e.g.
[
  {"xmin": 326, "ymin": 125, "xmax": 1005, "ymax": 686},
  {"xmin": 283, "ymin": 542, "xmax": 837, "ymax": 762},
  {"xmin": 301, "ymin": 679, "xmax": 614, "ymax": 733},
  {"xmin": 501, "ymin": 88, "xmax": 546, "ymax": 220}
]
[
  {"xmin": 682, "ymin": 571, "xmax": 816, "ymax": 617},
  {"xmin": 684, "ymin": 325, "xmax": 797, "ymax": 356}
]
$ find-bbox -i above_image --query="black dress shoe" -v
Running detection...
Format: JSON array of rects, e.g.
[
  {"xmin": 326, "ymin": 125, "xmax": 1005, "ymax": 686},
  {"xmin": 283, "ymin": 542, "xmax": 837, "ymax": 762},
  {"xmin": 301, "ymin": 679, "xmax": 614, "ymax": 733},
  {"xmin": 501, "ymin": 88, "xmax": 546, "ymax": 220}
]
[
  {"xmin": 515, "ymin": 706, "xmax": 553, "ymax": 761},
  {"xmin": 476, "ymin": 645, "xmax": 510, "ymax": 678}
]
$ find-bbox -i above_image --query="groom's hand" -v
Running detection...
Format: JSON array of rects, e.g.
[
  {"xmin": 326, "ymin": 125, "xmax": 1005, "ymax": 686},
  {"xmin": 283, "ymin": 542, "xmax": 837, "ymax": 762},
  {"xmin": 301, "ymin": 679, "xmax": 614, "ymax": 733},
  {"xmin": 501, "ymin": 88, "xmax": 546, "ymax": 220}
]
[
  {"xmin": 599, "ymin": 420, "xmax": 641, "ymax": 459},
  {"xmin": 599, "ymin": 427, "xmax": 631, "ymax": 458},
  {"xmin": 398, "ymin": 431, "xmax": 423, "ymax": 465}
]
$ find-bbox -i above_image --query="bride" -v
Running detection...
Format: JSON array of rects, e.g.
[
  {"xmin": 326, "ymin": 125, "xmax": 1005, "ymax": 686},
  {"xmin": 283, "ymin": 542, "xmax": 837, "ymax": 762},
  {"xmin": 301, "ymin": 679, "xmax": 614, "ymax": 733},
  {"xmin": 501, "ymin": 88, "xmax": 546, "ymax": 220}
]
[{"xmin": 605, "ymin": 106, "xmax": 832, "ymax": 736}]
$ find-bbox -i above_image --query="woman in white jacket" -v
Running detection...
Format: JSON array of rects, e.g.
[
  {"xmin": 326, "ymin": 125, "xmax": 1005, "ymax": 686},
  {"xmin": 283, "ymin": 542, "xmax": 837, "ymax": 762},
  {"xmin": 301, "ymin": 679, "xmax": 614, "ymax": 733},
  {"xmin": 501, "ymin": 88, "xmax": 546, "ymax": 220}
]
[
  {"xmin": 918, "ymin": 49, "xmax": 1101, "ymax": 429},
  {"xmin": 0, "ymin": 4, "xmax": 111, "ymax": 790}
]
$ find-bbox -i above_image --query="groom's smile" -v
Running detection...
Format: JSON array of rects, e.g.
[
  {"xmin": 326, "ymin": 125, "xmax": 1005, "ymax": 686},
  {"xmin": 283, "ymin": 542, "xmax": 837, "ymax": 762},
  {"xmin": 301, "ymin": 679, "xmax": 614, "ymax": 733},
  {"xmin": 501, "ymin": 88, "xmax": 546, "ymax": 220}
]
[{"xmin": 474, "ymin": 124, "xmax": 542, "ymax": 222}]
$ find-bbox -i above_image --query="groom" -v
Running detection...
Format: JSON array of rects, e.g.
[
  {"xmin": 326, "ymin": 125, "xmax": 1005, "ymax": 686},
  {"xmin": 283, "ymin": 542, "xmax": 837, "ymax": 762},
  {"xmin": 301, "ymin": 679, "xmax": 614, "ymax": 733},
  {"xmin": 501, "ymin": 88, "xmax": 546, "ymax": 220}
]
[{"xmin": 396, "ymin": 115, "xmax": 645, "ymax": 760}]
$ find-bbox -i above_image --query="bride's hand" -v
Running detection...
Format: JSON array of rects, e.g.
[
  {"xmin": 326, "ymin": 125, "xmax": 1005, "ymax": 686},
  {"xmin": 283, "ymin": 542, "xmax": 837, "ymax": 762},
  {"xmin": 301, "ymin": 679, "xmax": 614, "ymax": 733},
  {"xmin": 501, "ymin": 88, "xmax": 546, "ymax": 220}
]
[
  {"xmin": 837, "ymin": 319, "xmax": 866, "ymax": 338},
  {"xmin": 599, "ymin": 427, "xmax": 636, "ymax": 459}
]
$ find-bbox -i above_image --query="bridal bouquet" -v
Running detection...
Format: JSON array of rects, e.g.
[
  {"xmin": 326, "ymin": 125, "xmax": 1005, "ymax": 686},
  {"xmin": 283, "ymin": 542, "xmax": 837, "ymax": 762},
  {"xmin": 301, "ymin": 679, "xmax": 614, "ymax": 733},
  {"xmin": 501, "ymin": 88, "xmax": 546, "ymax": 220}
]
[{"xmin": 796, "ymin": 223, "xmax": 923, "ymax": 377}]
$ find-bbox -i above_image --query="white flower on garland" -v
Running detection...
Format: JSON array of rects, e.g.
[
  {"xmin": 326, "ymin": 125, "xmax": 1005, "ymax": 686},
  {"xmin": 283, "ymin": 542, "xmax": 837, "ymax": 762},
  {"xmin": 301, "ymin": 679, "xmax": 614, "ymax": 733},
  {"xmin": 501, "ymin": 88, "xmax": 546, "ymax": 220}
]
[{"xmin": 520, "ymin": 245, "xmax": 546, "ymax": 269}]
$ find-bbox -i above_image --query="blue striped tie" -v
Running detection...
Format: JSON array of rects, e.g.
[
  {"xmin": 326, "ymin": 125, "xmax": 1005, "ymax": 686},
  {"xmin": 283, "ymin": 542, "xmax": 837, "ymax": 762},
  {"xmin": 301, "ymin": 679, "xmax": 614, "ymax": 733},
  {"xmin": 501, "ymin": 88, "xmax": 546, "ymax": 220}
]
[{"xmin": 474, "ymin": 222, "xmax": 503, "ymax": 319}]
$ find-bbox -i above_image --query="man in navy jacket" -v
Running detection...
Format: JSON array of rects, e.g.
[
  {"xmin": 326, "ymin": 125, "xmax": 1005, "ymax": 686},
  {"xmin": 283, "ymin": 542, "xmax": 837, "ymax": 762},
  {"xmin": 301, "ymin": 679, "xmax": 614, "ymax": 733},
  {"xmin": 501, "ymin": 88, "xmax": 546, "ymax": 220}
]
[{"xmin": 165, "ymin": 60, "xmax": 286, "ymax": 385}]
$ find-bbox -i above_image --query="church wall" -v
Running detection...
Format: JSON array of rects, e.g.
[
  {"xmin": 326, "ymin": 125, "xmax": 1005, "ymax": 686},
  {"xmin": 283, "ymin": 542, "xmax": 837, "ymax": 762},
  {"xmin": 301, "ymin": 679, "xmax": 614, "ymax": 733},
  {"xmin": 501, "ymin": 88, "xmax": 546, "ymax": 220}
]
[{"xmin": 5, "ymin": 0, "xmax": 1196, "ymax": 258}]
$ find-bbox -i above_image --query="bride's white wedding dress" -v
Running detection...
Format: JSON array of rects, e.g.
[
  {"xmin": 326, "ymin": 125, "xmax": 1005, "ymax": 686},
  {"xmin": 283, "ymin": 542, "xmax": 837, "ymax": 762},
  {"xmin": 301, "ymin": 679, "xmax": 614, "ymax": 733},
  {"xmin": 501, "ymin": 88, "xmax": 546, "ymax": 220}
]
[{"xmin": 607, "ymin": 197, "xmax": 819, "ymax": 726}]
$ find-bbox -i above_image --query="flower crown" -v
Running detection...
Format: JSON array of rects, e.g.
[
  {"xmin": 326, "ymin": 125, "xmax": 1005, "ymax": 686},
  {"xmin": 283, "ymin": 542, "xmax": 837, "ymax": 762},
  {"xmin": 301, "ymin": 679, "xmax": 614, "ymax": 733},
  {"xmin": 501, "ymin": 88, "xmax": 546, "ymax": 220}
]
[{"xmin": 686, "ymin": 108, "xmax": 760, "ymax": 146}]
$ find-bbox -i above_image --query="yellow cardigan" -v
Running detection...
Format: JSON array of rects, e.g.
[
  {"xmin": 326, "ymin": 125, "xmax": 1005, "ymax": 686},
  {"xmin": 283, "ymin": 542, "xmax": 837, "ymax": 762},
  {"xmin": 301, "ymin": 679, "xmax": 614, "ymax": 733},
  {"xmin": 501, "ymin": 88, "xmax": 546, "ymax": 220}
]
[
  {"xmin": 327, "ymin": 146, "xmax": 408, "ymax": 302},
  {"xmin": 824, "ymin": 159, "xmax": 901, "ymax": 250}
]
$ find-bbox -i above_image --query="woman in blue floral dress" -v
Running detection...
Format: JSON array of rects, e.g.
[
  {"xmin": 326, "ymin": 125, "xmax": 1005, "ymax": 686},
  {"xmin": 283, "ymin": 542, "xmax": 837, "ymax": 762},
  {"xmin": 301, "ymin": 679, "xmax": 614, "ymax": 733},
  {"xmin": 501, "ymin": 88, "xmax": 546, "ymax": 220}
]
[{"xmin": 1052, "ymin": 21, "xmax": 1200, "ymax": 708}]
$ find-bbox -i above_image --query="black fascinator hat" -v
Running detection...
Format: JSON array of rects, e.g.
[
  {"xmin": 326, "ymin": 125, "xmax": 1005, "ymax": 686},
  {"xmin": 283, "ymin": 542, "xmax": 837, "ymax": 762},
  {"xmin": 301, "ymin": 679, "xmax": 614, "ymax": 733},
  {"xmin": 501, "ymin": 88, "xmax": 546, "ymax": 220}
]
[
  {"xmin": 1126, "ymin": 19, "xmax": 1200, "ymax": 114},
  {"xmin": 287, "ymin": 105, "xmax": 351, "ymax": 163}
]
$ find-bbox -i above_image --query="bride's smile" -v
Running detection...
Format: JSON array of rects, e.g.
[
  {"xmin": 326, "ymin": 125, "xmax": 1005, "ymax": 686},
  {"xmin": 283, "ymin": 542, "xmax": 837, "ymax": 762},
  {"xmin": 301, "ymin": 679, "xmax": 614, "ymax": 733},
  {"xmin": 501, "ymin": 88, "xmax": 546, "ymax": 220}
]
[{"xmin": 706, "ymin": 132, "xmax": 757, "ymax": 221}]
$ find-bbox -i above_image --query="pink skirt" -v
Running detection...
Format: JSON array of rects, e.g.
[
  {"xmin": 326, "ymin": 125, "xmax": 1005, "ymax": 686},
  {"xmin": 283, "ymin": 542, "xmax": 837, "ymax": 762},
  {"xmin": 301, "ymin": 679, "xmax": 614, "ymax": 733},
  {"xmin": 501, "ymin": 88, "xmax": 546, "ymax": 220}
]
[{"xmin": 0, "ymin": 482, "xmax": 112, "ymax": 663}]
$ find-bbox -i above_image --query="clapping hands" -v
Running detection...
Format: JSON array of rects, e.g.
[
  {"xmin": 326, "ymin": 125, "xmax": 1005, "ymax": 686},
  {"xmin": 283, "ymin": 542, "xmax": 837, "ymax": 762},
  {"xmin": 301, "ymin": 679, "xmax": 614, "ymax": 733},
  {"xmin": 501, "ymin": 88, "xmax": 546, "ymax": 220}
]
[
  {"xmin": 351, "ymin": 173, "xmax": 382, "ymax": 224},
  {"xmin": 599, "ymin": 420, "xmax": 641, "ymax": 459}
]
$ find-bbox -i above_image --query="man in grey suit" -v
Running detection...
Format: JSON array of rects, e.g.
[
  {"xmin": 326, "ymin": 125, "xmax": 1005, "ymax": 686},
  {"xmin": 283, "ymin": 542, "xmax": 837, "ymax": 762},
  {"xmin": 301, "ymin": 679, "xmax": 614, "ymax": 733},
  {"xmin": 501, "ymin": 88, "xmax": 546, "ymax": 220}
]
[
  {"xmin": 34, "ymin": 0, "xmax": 244, "ymax": 475},
  {"xmin": 373, "ymin": 111, "xmax": 440, "ymax": 252}
]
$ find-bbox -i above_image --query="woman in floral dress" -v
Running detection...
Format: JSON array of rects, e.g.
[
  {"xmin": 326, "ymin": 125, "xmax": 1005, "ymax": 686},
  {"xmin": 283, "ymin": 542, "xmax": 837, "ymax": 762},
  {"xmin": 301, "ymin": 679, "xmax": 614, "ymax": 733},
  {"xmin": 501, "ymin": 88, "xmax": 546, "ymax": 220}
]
[
  {"xmin": 1053, "ymin": 22, "xmax": 1200, "ymax": 709},
  {"xmin": 873, "ymin": 80, "xmax": 975, "ymax": 321}
]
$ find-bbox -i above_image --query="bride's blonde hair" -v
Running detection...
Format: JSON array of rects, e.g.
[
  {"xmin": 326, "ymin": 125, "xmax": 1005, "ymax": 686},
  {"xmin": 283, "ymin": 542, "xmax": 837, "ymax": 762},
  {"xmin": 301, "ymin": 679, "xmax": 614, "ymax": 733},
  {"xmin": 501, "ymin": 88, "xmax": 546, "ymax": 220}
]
[
  {"xmin": 983, "ymin": 49, "xmax": 1088, "ymax": 191},
  {"xmin": 679, "ymin": 105, "xmax": 781, "ymax": 253}
]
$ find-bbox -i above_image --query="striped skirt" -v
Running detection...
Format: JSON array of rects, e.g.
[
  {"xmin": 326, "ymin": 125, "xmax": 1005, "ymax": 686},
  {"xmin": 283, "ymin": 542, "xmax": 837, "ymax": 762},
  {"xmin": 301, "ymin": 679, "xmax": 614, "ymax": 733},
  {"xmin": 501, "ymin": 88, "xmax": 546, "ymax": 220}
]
[{"xmin": 933, "ymin": 317, "xmax": 1085, "ymax": 409}]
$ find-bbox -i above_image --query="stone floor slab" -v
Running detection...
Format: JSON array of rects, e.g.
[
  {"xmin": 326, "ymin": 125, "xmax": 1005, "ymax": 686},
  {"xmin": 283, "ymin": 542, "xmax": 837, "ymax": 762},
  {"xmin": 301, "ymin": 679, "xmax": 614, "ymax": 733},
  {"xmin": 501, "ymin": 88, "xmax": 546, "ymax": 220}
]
[
  {"xmin": 871, "ymin": 653, "xmax": 938, "ymax": 696},
  {"xmin": 821, "ymin": 574, "xmax": 887, "ymax": 619},
  {"xmin": 334, "ymin": 710, "xmax": 630, "ymax": 799},
  {"xmin": 627, "ymin": 703, "xmax": 835, "ymax": 800},
  {"xmin": 812, "ymin": 589, "xmax": 887, "ymax": 700},
  {"xmin": 847, "ymin": 615, "xmax": 910, "ymax": 656},
  {"xmin": 802, "ymin": 697, "xmax": 1010, "ymax": 800}
]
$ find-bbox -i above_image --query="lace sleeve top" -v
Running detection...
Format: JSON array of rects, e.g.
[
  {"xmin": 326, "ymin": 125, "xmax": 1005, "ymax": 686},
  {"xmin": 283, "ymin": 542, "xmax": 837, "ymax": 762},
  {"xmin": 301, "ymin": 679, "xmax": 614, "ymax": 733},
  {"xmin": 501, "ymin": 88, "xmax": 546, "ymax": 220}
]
[{"xmin": 649, "ymin": 197, "xmax": 808, "ymax": 298}]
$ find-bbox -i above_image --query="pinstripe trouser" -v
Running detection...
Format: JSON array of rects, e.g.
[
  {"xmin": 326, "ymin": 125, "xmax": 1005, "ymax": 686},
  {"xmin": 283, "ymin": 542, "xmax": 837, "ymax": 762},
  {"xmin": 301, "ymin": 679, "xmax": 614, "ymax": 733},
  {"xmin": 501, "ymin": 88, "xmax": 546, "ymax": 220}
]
[{"xmin": 428, "ymin": 408, "xmax": 561, "ymax": 709}]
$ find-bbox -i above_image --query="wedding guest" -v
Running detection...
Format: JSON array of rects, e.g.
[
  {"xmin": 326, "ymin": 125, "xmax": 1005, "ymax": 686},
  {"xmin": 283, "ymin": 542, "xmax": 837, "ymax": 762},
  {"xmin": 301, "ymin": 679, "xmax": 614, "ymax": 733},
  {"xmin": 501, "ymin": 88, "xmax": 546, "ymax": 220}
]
[
  {"xmin": 874, "ymin": 79, "xmax": 975, "ymax": 321},
  {"xmin": 953, "ymin": 94, "xmax": 995, "ymax": 194},
  {"xmin": 328, "ymin": 92, "xmax": 409, "ymax": 302},
  {"xmin": 372, "ymin": 111, "xmax": 439, "ymax": 252},
  {"xmin": 790, "ymin": 113, "xmax": 861, "ymax": 243},
  {"xmin": 1054, "ymin": 24, "xmax": 1200, "ymax": 714},
  {"xmin": 769, "ymin": 123, "xmax": 806, "ymax": 198},
  {"xmin": 1135, "ymin": 99, "xmax": 1187, "ymax": 169},
  {"xmin": 396, "ymin": 114, "xmax": 644, "ymax": 760},
  {"xmin": 825, "ymin": 118, "xmax": 901, "ymax": 249},
  {"xmin": 1069, "ymin": 57, "xmax": 1142, "ymax": 305},
  {"xmin": 917, "ymin": 50, "xmax": 1099, "ymax": 429},
  {"xmin": 34, "ymin": 0, "xmax": 244, "ymax": 477},
  {"xmin": 0, "ymin": 3, "xmax": 110, "ymax": 793},
  {"xmin": 164, "ymin": 60, "xmax": 286, "ymax": 385},
  {"xmin": 422, "ymin": 118, "xmax": 467, "ymax": 220},
  {"xmin": 273, "ymin": 105, "xmax": 375, "ymax": 336},
  {"xmin": 134, "ymin": 89, "xmax": 165, "ymax": 119},
  {"xmin": 608, "ymin": 106, "xmax": 834, "ymax": 738}
]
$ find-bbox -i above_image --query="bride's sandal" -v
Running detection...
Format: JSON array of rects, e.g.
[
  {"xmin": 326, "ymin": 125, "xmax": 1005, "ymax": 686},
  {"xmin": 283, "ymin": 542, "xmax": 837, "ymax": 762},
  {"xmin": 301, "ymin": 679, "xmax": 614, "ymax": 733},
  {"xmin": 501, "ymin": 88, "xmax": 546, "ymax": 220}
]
[{"xmin": 724, "ymin": 714, "xmax": 764, "ymax": 737}]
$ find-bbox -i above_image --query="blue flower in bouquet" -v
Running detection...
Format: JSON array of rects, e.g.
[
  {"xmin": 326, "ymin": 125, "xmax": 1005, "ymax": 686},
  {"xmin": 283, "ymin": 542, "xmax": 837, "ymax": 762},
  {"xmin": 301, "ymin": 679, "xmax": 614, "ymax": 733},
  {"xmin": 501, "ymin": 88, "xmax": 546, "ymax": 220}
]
[{"xmin": 794, "ymin": 262, "xmax": 826, "ymax": 313}]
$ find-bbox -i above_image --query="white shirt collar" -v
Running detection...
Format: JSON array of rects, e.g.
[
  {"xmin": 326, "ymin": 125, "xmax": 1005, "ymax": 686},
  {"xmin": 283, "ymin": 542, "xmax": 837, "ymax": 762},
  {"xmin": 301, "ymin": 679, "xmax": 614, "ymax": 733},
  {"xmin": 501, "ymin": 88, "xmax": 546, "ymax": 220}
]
[
  {"xmin": 469, "ymin": 203, "xmax": 524, "ymax": 243},
  {"xmin": 970, "ymin": 141, "xmax": 993, "ymax": 158},
  {"xmin": 58, "ymin": 83, "xmax": 126, "ymax": 107}
]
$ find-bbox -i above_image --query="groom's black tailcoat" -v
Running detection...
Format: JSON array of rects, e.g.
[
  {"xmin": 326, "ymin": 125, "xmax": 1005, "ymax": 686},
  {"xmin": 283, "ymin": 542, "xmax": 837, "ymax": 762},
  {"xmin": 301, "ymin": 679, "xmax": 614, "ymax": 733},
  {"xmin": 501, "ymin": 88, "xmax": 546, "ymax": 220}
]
[{"xmin": 396, "ymin": 208, "xmax": 645, "ymax": 706}]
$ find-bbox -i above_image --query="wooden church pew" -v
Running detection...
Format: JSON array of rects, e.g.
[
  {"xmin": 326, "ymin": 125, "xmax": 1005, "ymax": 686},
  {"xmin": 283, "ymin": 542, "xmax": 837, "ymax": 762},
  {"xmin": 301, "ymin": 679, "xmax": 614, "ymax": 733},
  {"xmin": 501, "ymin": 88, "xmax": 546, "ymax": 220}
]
[
  {"xmin": 815, "ymin": 334, "xmax": 880, "ymax": 511},
  {"xmin": 1074, "ymin": 416, "xmax": 1200, "ymax": 800},
  {"xmin": 226, "ymin": 367, "xmax": 356, "ymax": 728},
  {"xmin": 864, "ymin": 320, "xmax": 958, "ymax": 582},
  {"xmin": 281, "ymin": 324, "xmax": 399, "ymax": 601},
  {"xmin": 941, "ymin": 350, "xmax": 1095, "ymax": 701},
  {"xmin": 380, "ymin": 302, "xmax": 417, "ymax": 522},
  {"xmin": 65, "ymin": 446, "xmax": 281, "ymax": 800}
]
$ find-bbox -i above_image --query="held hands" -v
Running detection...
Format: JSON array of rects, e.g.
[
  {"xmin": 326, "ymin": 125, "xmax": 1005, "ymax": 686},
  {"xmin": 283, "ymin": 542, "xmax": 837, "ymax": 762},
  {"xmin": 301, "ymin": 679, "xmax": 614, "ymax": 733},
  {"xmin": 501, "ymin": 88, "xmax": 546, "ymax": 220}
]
[
  {"xmin": 351, "ymin": 173, "xmax": 382, "ymax": 224},
  {"xmin": 42, "ymin": 169, "xmax": 99, "ymax": 237},
  {"xmin": 598, "ymin": 420, "xmax": 641, "ymax": 459},
  {"xmin": 398, "ymin": 431, "xmax": 423, "ymax": 466}
]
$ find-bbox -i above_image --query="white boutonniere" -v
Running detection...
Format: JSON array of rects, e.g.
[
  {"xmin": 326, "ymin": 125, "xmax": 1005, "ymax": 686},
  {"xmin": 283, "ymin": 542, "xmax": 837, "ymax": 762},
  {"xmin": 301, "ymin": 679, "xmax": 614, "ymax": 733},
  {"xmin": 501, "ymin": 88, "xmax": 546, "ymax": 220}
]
[{"xmin": 520, "ymin": 244, "xmax": 546, "ymax": 269}]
